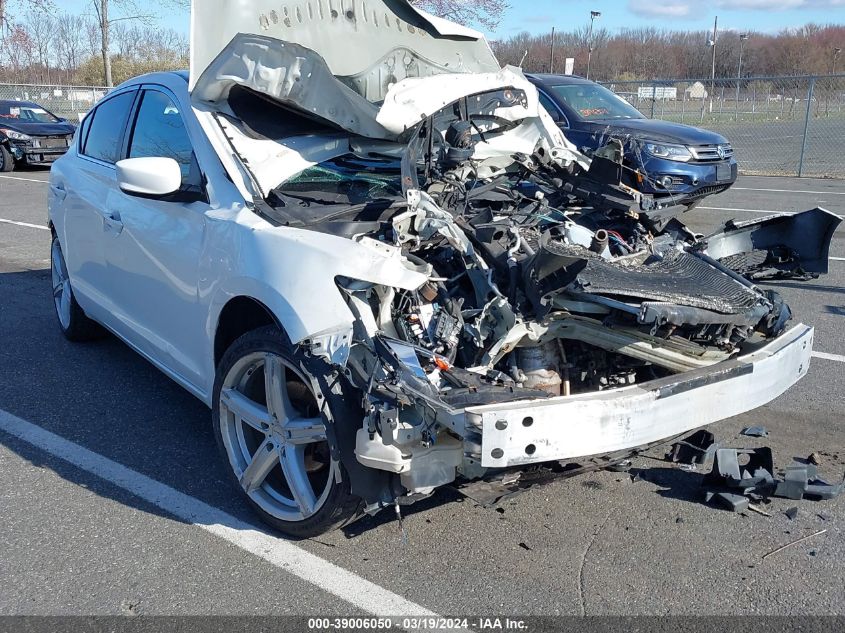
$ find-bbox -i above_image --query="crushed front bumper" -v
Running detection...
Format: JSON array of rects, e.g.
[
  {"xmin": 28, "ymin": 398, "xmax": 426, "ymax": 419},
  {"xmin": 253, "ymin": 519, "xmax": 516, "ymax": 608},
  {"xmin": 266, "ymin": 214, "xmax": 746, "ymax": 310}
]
[{"xmin": 465, "ymin": 323, "xmax": 813, "ymax": 468}]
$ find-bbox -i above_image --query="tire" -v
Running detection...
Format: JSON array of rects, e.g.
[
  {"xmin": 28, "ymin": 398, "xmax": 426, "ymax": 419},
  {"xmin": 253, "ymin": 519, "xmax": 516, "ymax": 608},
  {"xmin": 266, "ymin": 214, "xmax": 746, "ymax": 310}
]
[
  {"xmin": 212, "ymin": 325, "xmax": 362, "ymax": 537},
  {"xmin": 0, "ymin": 144, "xmax": 15, "ymax": 172},
  {"xmin": 50, "ymin": 236, "xmax": 103, "ymax": 341}
]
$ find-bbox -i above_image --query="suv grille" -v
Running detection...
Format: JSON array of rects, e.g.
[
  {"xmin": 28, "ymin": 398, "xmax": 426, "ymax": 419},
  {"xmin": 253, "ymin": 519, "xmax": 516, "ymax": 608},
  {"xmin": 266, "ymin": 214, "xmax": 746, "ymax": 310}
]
[{"xmin": 688, "ymin": 144, "xmax": 733, "ymax": 162}]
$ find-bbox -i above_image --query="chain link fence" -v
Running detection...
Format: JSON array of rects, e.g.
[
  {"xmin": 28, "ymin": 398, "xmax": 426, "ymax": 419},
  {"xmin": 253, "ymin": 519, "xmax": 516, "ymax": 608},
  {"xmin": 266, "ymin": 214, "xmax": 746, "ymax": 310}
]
[
  {"xmin": 602, "ymin": 74, "xmax": 845, "ymax": 178},
  {"xmin": 0, "ymin": 83, "xmax": 109, "ymax": 124},
  {"xmin": 0, "ymin": 75, "xmax": 843, "ymax": 178}
]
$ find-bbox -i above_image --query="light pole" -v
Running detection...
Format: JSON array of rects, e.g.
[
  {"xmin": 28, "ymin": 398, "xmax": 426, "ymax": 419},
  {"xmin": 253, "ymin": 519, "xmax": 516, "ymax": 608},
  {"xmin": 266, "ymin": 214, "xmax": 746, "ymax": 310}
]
[
  {"xmin": 833, "ymin": 47, "xmax": 842, "ymax": 75},
  {"xmin": 735, "ymin": 33, "xmax": 748, "ymax": 121},
  {"xmin": 708, "ymin": 16, "xmax": 718, "ymax": 114},
  {"xmin": 586, "ymin": 10, "xmax": 600, "ymax": 80},
  {"xmin": 549, "ymin": 27, "xmax": 556, "ymax": 73}
]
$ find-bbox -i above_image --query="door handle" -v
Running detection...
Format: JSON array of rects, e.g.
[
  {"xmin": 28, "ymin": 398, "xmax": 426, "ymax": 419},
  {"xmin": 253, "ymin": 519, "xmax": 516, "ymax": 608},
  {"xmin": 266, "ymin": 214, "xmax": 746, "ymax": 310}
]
[
  {"xmin": 49, "ymin": 183, "xmax": 67, "ymax": 201},
  {"xmin": 102, "ymin": 210, "xmax": 123, "ymax": 235}
]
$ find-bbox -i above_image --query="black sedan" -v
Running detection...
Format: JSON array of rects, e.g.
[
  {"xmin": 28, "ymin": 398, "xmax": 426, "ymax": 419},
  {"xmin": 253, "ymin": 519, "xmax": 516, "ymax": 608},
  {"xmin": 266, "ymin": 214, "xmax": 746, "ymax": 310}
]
[
  {"xmin": 0, "ymin": 100, "xmax": 76, "ymax": 171},
  {"xmin": 528, "ymin": 74, "xmax": 738, "ymax": 207}
]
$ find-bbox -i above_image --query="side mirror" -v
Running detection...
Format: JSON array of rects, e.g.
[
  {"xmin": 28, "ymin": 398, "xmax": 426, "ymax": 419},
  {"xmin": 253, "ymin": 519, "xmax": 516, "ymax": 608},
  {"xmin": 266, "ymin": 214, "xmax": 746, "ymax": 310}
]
[{"xmin": 116, "ymin": 157, "xmax": 181, "ymax": 197}]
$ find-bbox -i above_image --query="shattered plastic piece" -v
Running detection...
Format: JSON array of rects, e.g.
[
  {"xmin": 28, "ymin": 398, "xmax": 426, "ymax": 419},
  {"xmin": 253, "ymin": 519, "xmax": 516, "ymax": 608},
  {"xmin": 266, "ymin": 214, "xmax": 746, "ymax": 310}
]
[
  {"xmin": 808, "ymin": 452, "xmax": 822, "ymax": 466},
  {"xmin": 741, "ymin": 426, "xmax": 769, "ymax": 438},
  {"xmin": 667, "ymin": 430, "xmax": 717, "ymax": 465},
  {"xmin": 703, "ymin": 448, "xmax": 775, "ymax": 490},
  {"xmin": 784, "ymin": 507, "xmax": 799, "ymax": 520},
  {"xmin": 705, "ymin": 491, "xmax": 750, "ymax": 513}
]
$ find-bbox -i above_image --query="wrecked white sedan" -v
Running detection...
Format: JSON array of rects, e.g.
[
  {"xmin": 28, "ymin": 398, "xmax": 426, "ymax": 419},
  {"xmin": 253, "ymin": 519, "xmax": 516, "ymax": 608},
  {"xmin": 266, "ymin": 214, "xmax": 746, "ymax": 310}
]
[{"xmin": 48, "ymin": 0, "xmax": 839, "ymax": 535}]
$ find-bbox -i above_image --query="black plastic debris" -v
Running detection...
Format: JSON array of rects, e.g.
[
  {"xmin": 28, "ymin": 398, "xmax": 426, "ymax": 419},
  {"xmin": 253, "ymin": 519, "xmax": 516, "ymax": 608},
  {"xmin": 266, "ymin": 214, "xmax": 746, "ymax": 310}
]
[
  {"xmin": 703, "ymin": 447, "xmax": 775, "ymax": 491},
  {"xmin": 700, "ymin": 448, "xmax": 845, "ymax": 512},
  {"xmin": 784, "ymin": 507, "xmax": 799, "ymax": 520},
  {"xmin": 741, "ymin": 426, "xmax": 769, "ymax": 438},
  {"xmin": 705, "ymin": 491, "xmax": 750, "ymax": 512},
  {"xmin": 774, "ymin": 463, "xmax": 845, "ymax": 501},
  {"xmin": 667, "ymin": 430, "xmax": 717, "ymax": 466}
]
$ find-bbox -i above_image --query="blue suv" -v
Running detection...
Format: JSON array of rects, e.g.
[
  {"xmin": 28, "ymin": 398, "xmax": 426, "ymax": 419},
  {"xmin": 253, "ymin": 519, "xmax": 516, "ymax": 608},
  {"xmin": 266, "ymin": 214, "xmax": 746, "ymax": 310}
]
[{"xmin": 528, "ymin": 74, "xmax": 737, "ymax": 208}]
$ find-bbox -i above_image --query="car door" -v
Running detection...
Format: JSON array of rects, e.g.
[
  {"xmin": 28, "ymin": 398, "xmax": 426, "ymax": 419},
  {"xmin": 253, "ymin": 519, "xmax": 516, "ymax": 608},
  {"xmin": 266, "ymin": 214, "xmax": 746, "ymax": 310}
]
[
  {"xmin": 58, "ymin": 88, "xmax": 138, "ymax": 327},
  {"xmin": 102, "ymin": 86, "xmax": 209, "ymax": 390}
]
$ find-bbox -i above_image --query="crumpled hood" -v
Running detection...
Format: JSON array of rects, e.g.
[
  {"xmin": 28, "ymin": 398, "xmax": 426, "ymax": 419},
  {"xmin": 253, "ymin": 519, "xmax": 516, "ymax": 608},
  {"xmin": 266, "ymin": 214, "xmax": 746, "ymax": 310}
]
[{"xmin": 189, "ymin": 0, "xmax": 499, "ymax": 103}]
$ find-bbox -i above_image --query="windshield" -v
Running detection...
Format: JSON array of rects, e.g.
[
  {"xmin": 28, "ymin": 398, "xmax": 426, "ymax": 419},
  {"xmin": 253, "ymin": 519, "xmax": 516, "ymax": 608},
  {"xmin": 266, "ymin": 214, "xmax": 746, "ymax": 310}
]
[
  {"xmin": 0, "ymin": 103, "xmax": 61, "ymax": 123},
  {"xmin": 548, "ymin": 84, "xmax": 644, "ymax": 121},
  {"xmin": 272, "ymin": 154, "xmax": 404, "ymax": 207}
]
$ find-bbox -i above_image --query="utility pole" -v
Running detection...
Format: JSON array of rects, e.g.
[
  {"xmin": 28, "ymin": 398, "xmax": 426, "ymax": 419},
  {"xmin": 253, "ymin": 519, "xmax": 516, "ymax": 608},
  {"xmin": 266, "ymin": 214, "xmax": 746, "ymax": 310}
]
[
  {"xmin": 833, "ymin": 48, "xmax": 842, "ymax": 75},
  {"xmin": 709, "ymin": 16, "xmax": 718, "ymax": 114},
  {"xmin": 735, "ymin": 33, "xmax": 748, "ymax": 121},
  {"xmin": 549, "ymin": 27, "xmax": 555, "ymax": 73},
  {"xmin": 586, "ymin": 10, "xmax": 601, "ymax": 80}
]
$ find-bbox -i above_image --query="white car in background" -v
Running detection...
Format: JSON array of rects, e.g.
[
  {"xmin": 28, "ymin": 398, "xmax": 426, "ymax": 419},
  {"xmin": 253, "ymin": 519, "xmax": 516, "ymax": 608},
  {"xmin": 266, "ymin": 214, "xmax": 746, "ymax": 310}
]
[{"xmin": 47, "ymin": 0, "xmax": 837, "ymax": 536}]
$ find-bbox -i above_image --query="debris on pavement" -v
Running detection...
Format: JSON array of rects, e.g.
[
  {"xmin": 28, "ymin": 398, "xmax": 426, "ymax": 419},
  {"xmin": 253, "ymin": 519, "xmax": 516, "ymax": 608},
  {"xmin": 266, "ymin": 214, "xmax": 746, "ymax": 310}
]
[
  {"xmin": 808, "ymin": 452, "xmax": 822, "ymax": 465},
  {"xmin": 762, "ymin": 529, "xmax": 827, "ymax": 560},
  {"xmin": 667, "ymin": 430, "xmax": 718, "ymax": 466},
  {"xmin": 784, "ymin": 507, "xmax": 799, "ymax": 520},
  {"xmin": 741, "ymin": 426, "xmax": 769, "ymax": 437},
  {"xmin": 748, "ymin": 504, "xmax": 772, "ymax": 517},
  {"xmin": 700, "ymin": 448, "xmax": 844, "ymax": 512}
]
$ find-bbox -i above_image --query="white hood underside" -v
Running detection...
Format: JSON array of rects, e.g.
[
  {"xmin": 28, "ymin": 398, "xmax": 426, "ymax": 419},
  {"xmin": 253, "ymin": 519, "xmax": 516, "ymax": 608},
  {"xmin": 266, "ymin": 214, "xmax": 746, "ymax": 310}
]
[{"xmin": 190, "ymin": 0, "xmax": 499, "ymax": 102}]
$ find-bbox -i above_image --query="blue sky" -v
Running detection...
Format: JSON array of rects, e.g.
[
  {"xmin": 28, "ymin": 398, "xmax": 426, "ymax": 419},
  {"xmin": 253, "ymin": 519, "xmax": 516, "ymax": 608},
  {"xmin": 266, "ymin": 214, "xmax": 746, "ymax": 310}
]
[{"xmin": 57, "ymin": 0, "xmax": 845, "ymax": 39}]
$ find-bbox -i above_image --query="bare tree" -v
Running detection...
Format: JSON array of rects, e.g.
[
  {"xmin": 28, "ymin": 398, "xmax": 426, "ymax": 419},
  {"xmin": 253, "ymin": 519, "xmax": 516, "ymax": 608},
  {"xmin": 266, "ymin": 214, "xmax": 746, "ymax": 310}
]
[
  {"xmin": 54, "ymin": 12, "xmax": 85, "ymax": 82},
  {"xmin": 412, "ymin": 0, "xmax": 508, "ymax": 31},
  {"xmin": 24, "ymin": 8, "xmax": 54, "ymax": 82}
]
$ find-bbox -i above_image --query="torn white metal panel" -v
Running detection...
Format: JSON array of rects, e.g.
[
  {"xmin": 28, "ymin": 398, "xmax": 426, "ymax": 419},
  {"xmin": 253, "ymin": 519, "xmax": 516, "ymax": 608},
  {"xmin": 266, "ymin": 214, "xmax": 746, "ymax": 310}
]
[
  {"xmin": 468, "ymin": 324, "xmax": 813, "ymax": 468},
  {"xmin": 192, "ymin": 35, "xmax": 392, "ymax": 140},
  {"xmin": 190, "ymin": 0, "xmax": 499, "ymax": 101}
]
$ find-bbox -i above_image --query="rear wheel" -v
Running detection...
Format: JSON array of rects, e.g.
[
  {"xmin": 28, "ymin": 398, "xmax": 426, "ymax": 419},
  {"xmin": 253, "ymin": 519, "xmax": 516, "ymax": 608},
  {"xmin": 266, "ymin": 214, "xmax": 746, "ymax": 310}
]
[
  {"xmin": 212, "ymin": 326, "xmax": 361, "ymax": 537},
  {"xmin": 0, "ymin": 144, "xmax": 15, "ymax": 172},
  {"xmin": 50, "ymin": 237, "xmax": 102, "ymax": 341}
]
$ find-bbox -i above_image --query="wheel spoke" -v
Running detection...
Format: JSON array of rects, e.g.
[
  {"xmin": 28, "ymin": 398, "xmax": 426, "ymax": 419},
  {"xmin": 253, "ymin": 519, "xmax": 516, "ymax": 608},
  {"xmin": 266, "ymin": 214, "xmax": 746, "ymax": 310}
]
[
  {"xmin": 53, "ymin": 281, "xmax": 64, "ymax": 298},
  {"xmin": 239, "ymin": 437, "xmax": 280, "ymax": 493},
  {"xmin": 280, "ymin": 444, "xmax": 317, "ymax": 516},
  {"xmin": 264, "ymin": 353, "xmax": 296, "ymax": 424},
  {"xmin": 220, "ymin": 388, "xmax": 272, "ymax": 432},
  {"xmin": 283, "ymin": 417, "xmax": 327, "ymax": 445}
]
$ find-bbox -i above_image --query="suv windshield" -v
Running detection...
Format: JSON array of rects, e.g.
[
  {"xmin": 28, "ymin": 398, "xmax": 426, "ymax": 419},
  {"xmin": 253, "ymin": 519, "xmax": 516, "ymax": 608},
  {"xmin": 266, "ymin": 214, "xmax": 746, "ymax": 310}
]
[
  {"xmin": 0, "ymin": 103, "xmax": 61, "ymax": 123},
  {"xmin": 548, "ymin": 84, "xmax": 644, "ymax": 121}
]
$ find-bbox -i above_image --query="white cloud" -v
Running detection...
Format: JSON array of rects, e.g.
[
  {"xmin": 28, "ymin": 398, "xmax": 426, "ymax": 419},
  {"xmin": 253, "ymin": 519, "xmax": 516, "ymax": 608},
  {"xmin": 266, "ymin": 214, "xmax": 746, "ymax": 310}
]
[{"xmin": 627, "ymin": 0, "xmax": 694, "ymax": 18}]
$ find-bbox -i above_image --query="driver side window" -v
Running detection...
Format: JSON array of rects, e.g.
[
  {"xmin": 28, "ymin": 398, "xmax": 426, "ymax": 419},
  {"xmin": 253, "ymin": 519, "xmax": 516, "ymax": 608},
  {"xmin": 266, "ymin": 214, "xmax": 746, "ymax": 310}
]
[{"xmin": 127, "ymin": 90, "xmax": 195, "ymax": 184}]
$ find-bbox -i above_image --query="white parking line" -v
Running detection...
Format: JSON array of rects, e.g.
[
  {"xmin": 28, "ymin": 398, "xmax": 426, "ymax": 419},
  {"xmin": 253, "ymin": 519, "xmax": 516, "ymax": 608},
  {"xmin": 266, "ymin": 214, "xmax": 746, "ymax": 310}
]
[
  {"xmin": 0, "ymin": 218, "xmax": 50, "ymax": 231},
  {"xmin": 0, "ymin": 408, "xmax": 437, "ymax": 618},
  {"xmin": 0, "ymin": 174, "xmax": 49, "ymax": 184},
  {"xmin": 830, "ymin": 257, "xmax": 845, "ymax": 262},
  {"xmin": 733, "ymin": 187, "xmax": 845, "ymax": 196},
  {"xmin": 697, "ymin": 206, "xmax": 844, "ymax": 219},
  {"xmin": 812, "ymin": 351, "xmax": 845, "ymax": 363}
]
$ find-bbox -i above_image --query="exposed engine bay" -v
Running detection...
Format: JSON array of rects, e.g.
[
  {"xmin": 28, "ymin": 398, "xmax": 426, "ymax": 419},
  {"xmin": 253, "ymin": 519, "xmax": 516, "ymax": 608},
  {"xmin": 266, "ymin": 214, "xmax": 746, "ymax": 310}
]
[{"xmin": 234, "ymin": 79, "xmax": 838, "ymax": 512}]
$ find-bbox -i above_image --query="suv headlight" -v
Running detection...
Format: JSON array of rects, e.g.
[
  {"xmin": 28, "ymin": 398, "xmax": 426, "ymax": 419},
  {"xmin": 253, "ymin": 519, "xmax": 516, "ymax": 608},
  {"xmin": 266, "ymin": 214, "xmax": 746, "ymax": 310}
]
[
  {"xmin": 642, "ymin": 141, "xmax": 692, "ymax": 163},
  {"xmin": 0, "ymin": 128, "xmax": 31, "ymax": 141}
]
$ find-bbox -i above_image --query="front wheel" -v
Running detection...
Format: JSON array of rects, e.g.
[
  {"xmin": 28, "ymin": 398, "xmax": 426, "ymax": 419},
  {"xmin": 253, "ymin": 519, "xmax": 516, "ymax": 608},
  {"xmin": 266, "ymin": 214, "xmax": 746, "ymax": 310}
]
[
  {"xmin": 0, "ymin": 144, "xmax": 15, "ymax": 172},
  {"xmin": 212, "ymin": 326, "xmax": 361, "ymax": 537},
  {"xmin": 50, "ymin": 237, "xmax": 102, "ymax": 341}
]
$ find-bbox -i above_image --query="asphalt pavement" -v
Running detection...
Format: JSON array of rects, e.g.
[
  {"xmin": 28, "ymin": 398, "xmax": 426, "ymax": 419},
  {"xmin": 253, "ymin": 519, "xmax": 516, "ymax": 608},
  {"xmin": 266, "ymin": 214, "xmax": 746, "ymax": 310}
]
[{"xmin": 0, "ymin": 170, "xmax": 843, "ymax": 617}]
